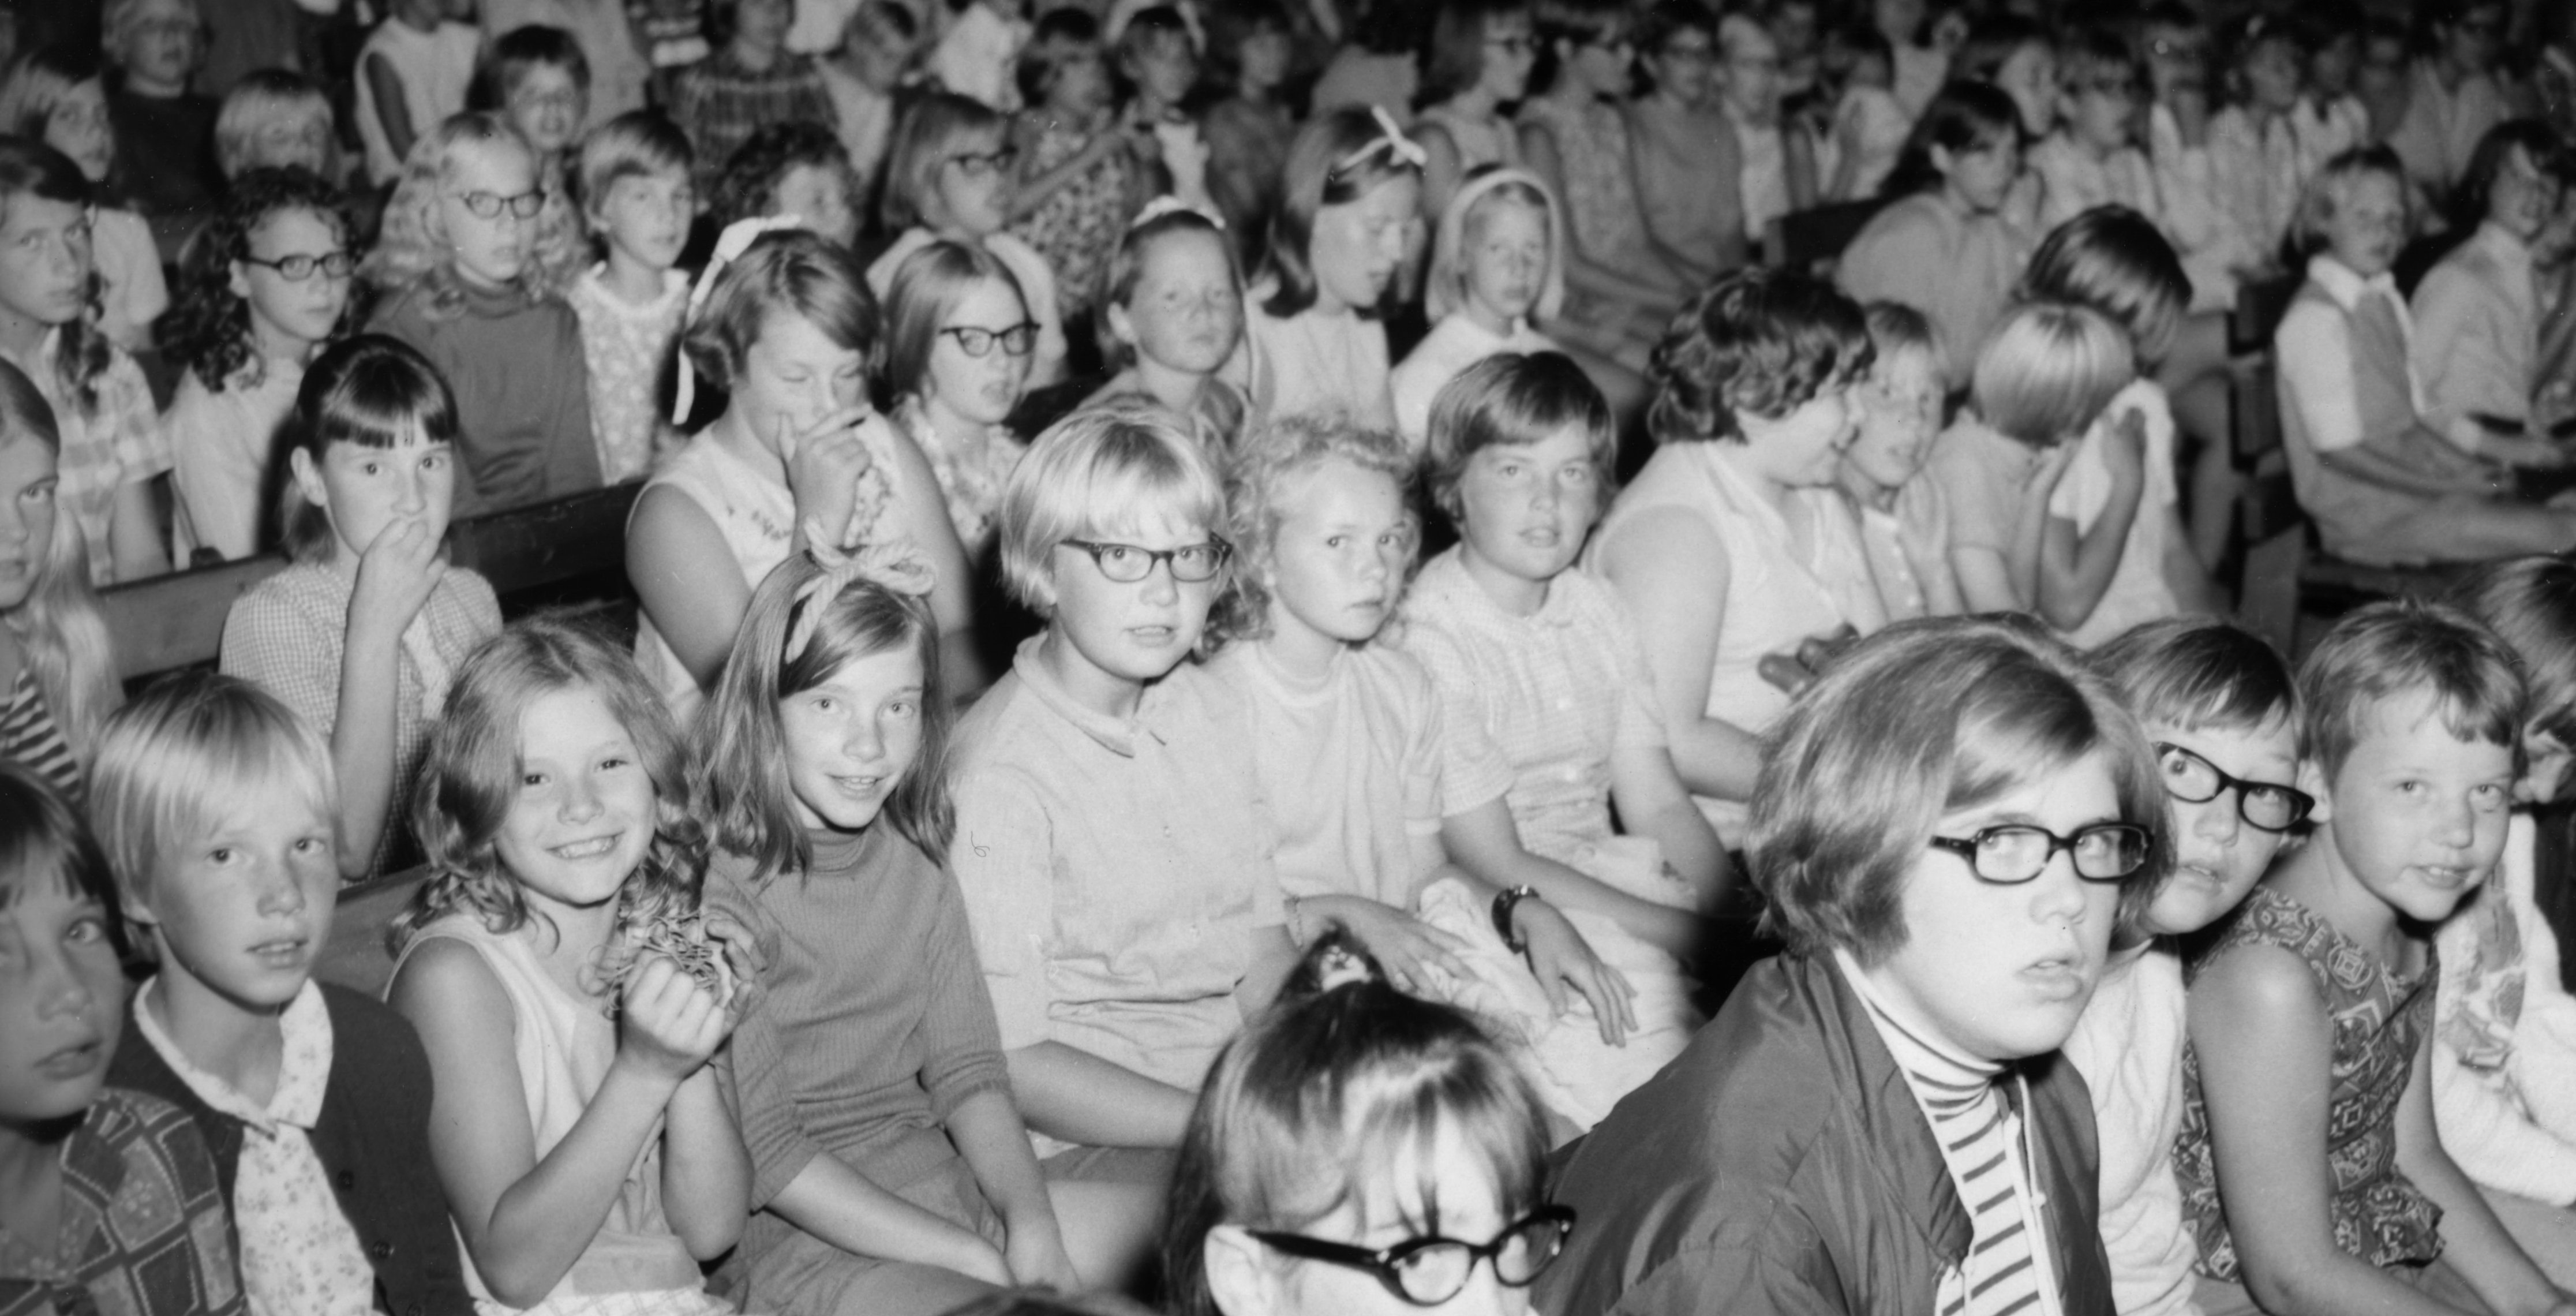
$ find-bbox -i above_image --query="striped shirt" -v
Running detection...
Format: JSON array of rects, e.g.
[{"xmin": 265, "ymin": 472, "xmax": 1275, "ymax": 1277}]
[{"xmin": 0, "ymin": 667, "xmax": 81, "ymax": 804}]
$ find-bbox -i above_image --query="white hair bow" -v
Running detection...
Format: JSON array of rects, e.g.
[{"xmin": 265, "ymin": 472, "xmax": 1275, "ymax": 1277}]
[
  {"xmin": 1332, "ymin": 106, "xmax": 1429, "ymax": 175},
  {"xmin": 671, "ymin": 214, "xmax": 810, "ymax": 425}
]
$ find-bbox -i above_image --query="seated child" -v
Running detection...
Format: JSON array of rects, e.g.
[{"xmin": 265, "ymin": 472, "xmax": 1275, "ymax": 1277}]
[
  {"xmin": 2387, "ymin": 0, "xmax": 2510, "ymax": 205},
  {"xmin": 1538, "ymin": 614, "xmax": 2155, "ymax": 1314},
  {"xmin": 1517, "ymin": 0, "xmax": 1691, "ymax": 341},
  {"xmin": 2412, "ymin": 122, "xmax": 2566, "ymax": 448},
  {"xmin": 950, "ymin": 405, "xmax": 1282, "ymax": 1175},
  {"xmin": 389, "ymin": 619, "xmax": 748, "ymax": 1315},
  {"xmin": 1834, "ymin": 302, "xmax": 1962, "ymax": 622},
  {"xmin": 1160, "ymin": 937, "xmax": 1571, "ymax": 1316},
  {"xmin": 2272, "ymin": 146, "xmax": 2576, "ymax": 563},
  {"xmin": 1410, "ymin": 0, "xmax": 1537, "ymax": 225},
  {"xmin": 1625, "ymin": 2, "xmax": 1747, "ymax": 275},
  {"xmin": 2433, "ymin": 558, "xmax": 2576, "ymax": 1285},
  {"xmin": 1716, "ymin": 14, "xmax": 1815, "ymax": 267},
  {"xmin": 0, "ymin": 359, "xmax": 120, "ymax": 802},
  {"xmin": 1840, "ymin": 82, "xmax": 2037, "ymax": 392},
  {"xmin": 873, "ymin": 92, "xmax": 1069, "ymax": 387},
  {"xmin": 2074, "ymin": 618, "xmax": 2315, "ymax": 1316},
  {"xmin": 673, "ymin": 0, "xmax": 835, "ymax": 193},
  {"xmin": 1391, "ymin": 169, "xmax": 1566, "ymax": 447},
  {"xmin": 0, "ymin": 46, "xmax": 167, "ymax": 355},
  {"xmin": 2030, "ymin": 28, "xmax": 2162, "ymax": 235},
  {"xmin": 817, "ymin": 0, "xmax": 920, "ymax": 201},
  {"xmin": 478, "ymin": 25, "xmax": 596, "ymax": 294},
  {"xmin": 213, "ymin": 70, "xmax": 340, "ymax": 183},
  {"xmin": 1083, "ymin": 204, "xmax": 1252, "ymax": 455},
  {"xmin": 1006, "ymin": 10, "xmax": 1150, "ymax": 321},
  {"xmin": 221, "ymin": 335, "xmax": 504, "ymax": 880},
  {"xmin": 1196, "ymin": 0, "xmax": 1297, "ymax": 265},
  {"xmin": 2176, "ymin": 600, "xmax": 2576, "ymax": 1316},
  {"xmin": 1815, "ymin": 20, "xmax": 1908, "ymax": 203},
  {"xmin": 163, "ymin": 169, "xmax": 356, "ymax": 564},
  {"xmin": 1926, "ymin": 300, "xmax": 2135, "ymax": 619},
  {"xmin": 0, "ymin": 763, "xmax": 243, "ymax": 1316},
  {"xmin": 96, "ymin": 674, "xmax": 470, "ymax": 1316},
  {"xmin": 881, "ymin": 240, "xmax": 1034, "ymax": 560},
  {"xmin": 357, "ymin": 0, "xmax": 482, "ymax": 186},
  {"xmin": 1234, "ymin": 107, "xmax": 1420, "ymax": 431},
  {"xmin": 101, "ymin": 0, "xmax": 220, "ymax": 235},
  {"xmin": 697, "ymin": 551, "xmax": 1159, "ymax": 1313},
  {"xmin": 566, "ymin": 112, "xmax": 695, "ymax": 484},
  {"xmin": 2208, "ymin": 17, "xmax": 2347, "ymax": 285},
  {"xmin": 711, "ymin": 122, "xmax": 862, "ymax": 251},
  {"xmin": 364, "ymin": 113, "xmax": 604, "ymax": 515}
]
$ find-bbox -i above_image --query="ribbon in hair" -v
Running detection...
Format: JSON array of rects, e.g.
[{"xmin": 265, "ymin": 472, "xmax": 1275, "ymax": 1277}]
[
  {"xmin": 1332, "ymin": 106, "xmax": 1428, "ymax": 175},
  {"xmin": 785, "ymin": 520, "xmax": 938, "ymax": 659},
  {"xmin": 1128, "ymin": 193, "xmax": 1225, "ymax": 232},
  {"xmin": 671, "ymin": 214, "xmax": 810, "ymax": 425}
]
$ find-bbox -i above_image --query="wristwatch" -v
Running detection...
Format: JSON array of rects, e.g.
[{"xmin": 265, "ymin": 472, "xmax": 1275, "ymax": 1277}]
[{"xmin": 1492, "ymin": 885, "xmax": 1538, "ymax": 954}]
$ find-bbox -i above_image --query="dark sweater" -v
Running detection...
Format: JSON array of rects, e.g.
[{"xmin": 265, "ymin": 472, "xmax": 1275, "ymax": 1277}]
[
  {"xmin": 106, "ymin": 85, "xmax": 219, "ymax": 224},
  {"xmin": 368, "ymin": 280, "xmax": 604, "ymax": 517},
  {"xmin": 106, "ymin": 982, "xmax": 474, "ymax": 1316}
]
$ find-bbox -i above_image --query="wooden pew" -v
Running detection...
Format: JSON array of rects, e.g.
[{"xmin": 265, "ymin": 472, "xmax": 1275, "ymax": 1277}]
[{"xmin": 1762, "ymin": 198, "xmax": 1891, "ymax": 276}]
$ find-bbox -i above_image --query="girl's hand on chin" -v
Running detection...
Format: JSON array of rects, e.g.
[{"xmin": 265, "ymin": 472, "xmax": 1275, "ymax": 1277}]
[
  {"xmin": 352, "ymin": 516, "xmax": 445, "ymax": 635},
  {"xmin": 780, "ymin": 408, "xmax": 878, "ymax": 535}
]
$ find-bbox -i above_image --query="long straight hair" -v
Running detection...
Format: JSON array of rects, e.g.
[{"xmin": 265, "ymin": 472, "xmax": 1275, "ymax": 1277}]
[
  {"xmin": 0, "ymin": 140, "xmax": 110, "ymax": 417},
  {"xmin": 0, "ymin": 359, "xmax": 118, "ymax": 761},
  {"xmin": 1259, "ymin": 107, "xmax": 1422, "ymax": 319}
]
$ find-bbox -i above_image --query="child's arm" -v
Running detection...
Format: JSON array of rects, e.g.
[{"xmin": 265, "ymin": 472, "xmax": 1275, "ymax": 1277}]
[
  {"xmin": 1594, "ymin": 507, "xmax": 1766, "ymax": 806},
  {"xmin": 767, "ymin": 1153, "xmax": 1014, "ymax": 1285},
  {"xmin": 2038, "ymin": 407, "xmax": 2150, "ymax": 632},
  {"xmin": 2393, "ymin": 1013, "xmax": 2576, "ymax": 1316},
  {"xmin": 1515, "ymin": 118, "xmax": 1686, "ymax": 314},
  {"xmin": 626, "ymin": 487, "xmax": 755, "ymax": 690},
  {"xmin": 1605, "ymin": 745, "xmax": 1731, "ymax": 903},
  {"xmin": 656, "ymin": 1061, "xmax": 751, "ymax": 1261},
  {"xmin": 1006, "ymin": 117, "xmax": 1127, "ymax": 224},
  {"xmin": 365, "ymin": 53, "xmax": 418, "ymax": 167},
  {"xmin": 2161, "ymin": 506, "xmax": 2228, "ymax": 614},
  {"xmin": 1416, "ymin": 118, "xmax": 1470, "ymax": 226},
  {"xmin": 1005, "ymin": 1042, "xmax": 1198, "ymax": 1147},
  {"xmin": 331, "ymin": 517, "xmax": 445, "ymax": 872},
  {"xmin": 2279, "ymin": 301, "xmax": 2497, "ymax": 499},
  {"xmin": 2188, "ymin": 942, "xmax": 2478, "ymax": 1316},
  {"xmin": 946, "ymin": 1091, "xmax": 1079, "ymax": 1289},
  {"xmin": 873, "ymin": 417, "xmax": 988, "ymax": 696},
  {"xmin": 1441, "ymin": 797, "xmax": 1703, "ymax": 966},
  {"xmin": 392, "ymin": 943, "xmax": 733, "ymax": 1307}
]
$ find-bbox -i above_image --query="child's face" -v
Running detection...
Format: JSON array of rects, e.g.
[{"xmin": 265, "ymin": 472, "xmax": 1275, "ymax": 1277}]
[
  {"xmin": 2311, "ymin": 32, "xmax": 2360, "ymax": 97},
  {"xmin": 505, "ymin": 64, "xmax": 586, "ymax": 157},
  {"xmin": 1046, "ymin": 511, "xmax": 1223, "ymax": 685},
  {"xmin": 1995, "ymin": 41, "xmax": 2060, "ymax": 136},
  {"xmin": 2242, "ymin": 39, "xmax": 2304, "ymax": 115},
  {"xmin": 930, "ymin": 132, "xmax": 1016, "ymax": 236},
  {"xmin": 1112, "ymin": 227, "xmax": 1242, "ymax": 376},
  {"xmin": 1564, "ymin": 25, "xmax": 1635, "ymax": 98},
  {"xmin": 1871, "ymin": 749, "xmax": 2124, "ymax": 1061},
  {"xmin": 1720, "ymin": 24, "xmax": 1782, "ymax": 115},
  {"xmin": 1846, "ymin": 348, "xmax": 1941, "ymax": 489},
  {"xmin": 1937, "ymin": 131, "xmax": 2022, "ymax": 212},
  {"xmin": 297, "ymin": 428, "xmax": 456, "ymax": 560},
  {"xmin": 243, "ymin": 110, "xmax": 333, "ymax": 177},
  {"xmin": 0, "ymin": 435, "xmax": 59, "ymax": 613},
  {"xmin": 1127, "ymin": 29, "xmax": 1199, "ymax": 107},
  {"xmin": 843, "ymin": 16, "xmax": 918, "ymax": 89},
  {"xmin": 1478, "ymin": 11, "xmax": 1540, "ymax": 102},
  {"xmin": 733, "ymin": 0, "xmax": 794, "ymax": 51},
  {"xmin": 2064, "ymin": 70, "xmax": 2140, "ymax": 151},
  {"xmin": 2323, "ymin": 170, "xmax": 2407, "ymax": 278},
  {"xmin": 1772, "ymin": 1, "xmax": 1819, "ymax": 58},
  {"xmin": 1309, "ymin": 175, "xmax": 1421, "ymax": 315},
  {"xmin": 435, "ymin": 139, "xmax": 540, "ymax": 290},
  {"xmin": 742, "ymin": 309, "xmax": 868, "ymax": 439},
  {"xmin": 2143, "ymin": 23, "xmax": 2206, "ymax": 103},
  {"xmin": 1454, "ymin": 425, "xmax": 1601, "ymax": 586},
  {"xmin": 230, "ymin": 205, "xmax": 352, "ymax": 356},
  {"xmin": 43, "ymin": 79, "xmax": 112, "ymax": 184},
  {"xmin": 0, "ymin": 872, "xmax": 125, "ymax": 1127},
  {"xmin": 1264, "ymin": 456, "xmax": 1412, "ymax": 649},
  {"xmin": 1645, "ymin": 24, "xmax": 1716, "ymax": 106},
  {"xmin": 1238, "ymin": 26, "xmax": 1293, "ymax": 91},
  {"xmin": 2358, "ymin": 35, "xmax": 2409, "ymax": 99},
  {"xmin": 1231, "ymin": 1121, "xmax": 1533, "ymax": 1315},
  {"xmin": 136, "ymin": 790, "xmax": 339, "ymax": 1016},
  {"xmin": 117, "ymin": 0, "xmax": 200, "ymax": 91},
  {"xmin": 2141, "ymin": 717, "xmax": 2304, "ymax": 937},
  {"xmin": 776, "ymin": 163, "xmax": 858, "ymax": 249},
  {"xmin": 781, "ymin": 644, "xmax": 925, "ymax": 832},
  {"xmin": 596, "ymin": 169, "xmax": 694, "ymax": 272},
  {"xmin": 1044, "ymin": 41, "xmax": 1114, "ymax": 113},
  {"xmin": 924, "ymin": 275, "xmax": 1033, "ymax": 425},
  {"xmin": 0, "ymin": 195, "xmax": 93, "ymax": 329},
  {"xmin": 2489, "ymin": 144, "xmax": 2563, "ymax": 244},
  {"xmin": 2317, "ymin": 689, "xmax": 2514, "ymax": 924},
  {"xmin": 493, "ymin": 685, "xmax": 660, "ymax": 911},
  {"xmin": 1461, "ymin": 198, "xmax": 1548, "ymax": 326},
  {"xmin": 2441, "ymin": 5, "xmax": 2505, "ymax": 73}
]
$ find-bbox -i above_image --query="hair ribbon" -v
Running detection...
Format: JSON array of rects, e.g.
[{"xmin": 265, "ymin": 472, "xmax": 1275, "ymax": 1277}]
[
  {"xmin": 1333, "ymin": 106, "xmax": 1428, "ymax": 175},
  {"xmin": 1128, "ymin": 193, "xmax": 1225, "ymax": 232},
  {"xmin": 785, "ymin": 521, "xmax": 937, "ymax": 658},
  {"xmin": 672, "ymin": 214, "xmax": 810, "ymax": 425}
]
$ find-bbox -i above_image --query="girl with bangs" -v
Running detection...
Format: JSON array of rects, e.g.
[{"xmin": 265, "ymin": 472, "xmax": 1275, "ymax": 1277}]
[
  {"xmin": 1541, "ymin": 615, "xmax": 2154, "ymax": 1316},
  {"xmin": 0, "ymin": 356, "xmax": 118, "ymax": 805},
  {"xmin": 1587, "ymin": 269, "xmax": 1871, "ymax": 848},
  {"xmin": 1236, "ymin": 107, "xmax": 1421, "ymax": 431},
  {"xmin": 879, "ymin": 240, "xmax": 1034, "ymax": 562},
  {"xmin": 0, "ymin": 45, "xmax": 166, "ymax": 356},
  {"xmin": 1163, "ymin": 936, "xmax": 1569, "ymax": 1316},
  {"xmin": 221, "ymin": 335, "xmax": 503, "ymax": 880},
  {"xmin": 390, "ymin": 616, "xmax": 751, "ymax": 1316},
  {"xmin": 697, "ymin": 549, "xmax": 1159, "ymax": 1314}
]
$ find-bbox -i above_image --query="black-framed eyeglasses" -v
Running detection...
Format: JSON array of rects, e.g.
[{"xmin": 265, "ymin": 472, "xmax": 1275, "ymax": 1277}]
[
  {"xmin": 1928, "ymin": 822, "xmax": 2152, "ymax": 884},
  {"xmin": 451, "ymin": 189, "xmax": 544, "ymax": 219},
  {"xmin": 939, "ymin": 321, "xmax": 1039, "ymax": 358},
  {"xmin": 241, "ymin": 251, "xmax": 354, "ymax": 281},
  {"xmin": 1058, "ymin": 537, "xmax": 1232, "ymax": 583},
  {"xmin": 1249, "ymin": 1206, "xmax": 1576, "ymax": 1307},
  {"xmin": 945, "ymin": 147, "xmax": 1019, "ymax": 178},
  {"xmin": 2154, "ymin": 742, "xmax": 2315, "ymax": 832}
]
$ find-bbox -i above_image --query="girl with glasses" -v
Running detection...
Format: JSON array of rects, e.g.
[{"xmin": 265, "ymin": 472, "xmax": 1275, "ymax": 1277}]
[
  {"xmin": 1540, "ymin": 614, "xmax": 2155, "ymax": 1316},
  {"xmin": 881, "ymin": 240, "xmax": 1035, "ymax": 562},
  {"xmin": 0, "ymin": 44, "xmax": 166, "ymax": 357},
  {"xmin": 1411, "ymin": 0, "xmax": 1539, "ymax": 225},
  {"xmin": 1165, "ymin": 934, "xmax": 1569, "ymax": 1316},
  {"xmin": 874, "ymin": 92, "xmax": 1070, "ymax": 387},
  {"xmin": 162, "ymin": 168, "xmax": 358, "ymax": 562}
]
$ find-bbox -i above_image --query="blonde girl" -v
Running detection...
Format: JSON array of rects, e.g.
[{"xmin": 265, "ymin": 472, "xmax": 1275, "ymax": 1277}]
[
  {"xmin": 628, "ymin": 228, "xmax": 974, "ymax": 724},
  {"xmin": 873, "ymin": 92, "xmax": 1070, "ymax": 387},
  {"xmin": 0, "ymin": 357, "xmax": 118, "ymax": 803},
  {"xmin": 1236, "ymin": 106, "xmax": 1420, "ymax": 431},
  {"xmin": 0, "ymin": 46, "xmax": 165, "ymax": 355},
  {"xmin": 390, "ymin": 617, "xmax": 752, "ymax": 1316},
  {"xmin": 212, "ymin": 69, "xmax": 340, "ymax": 181},
  {"xmin": 0, "ymin": 139, "xmax": 166, "ymax": 585},
  {"xmin": 364, "ymin": 113, "xmax": 604, "ymax": 514},
  {"xmin": 696, "ymin": 550, "xmax": 1156, "ymax": 1314},
  {"xmin": 1082, "ymin": 204, "xmax": 1250, "ymax": 454},
  {"xmin": 879, "ymin": 240, "xmax": 1034, "ymax": 560},
  {"xmin": 1393, "ymin": 170, "xmax": 1597, "ymax": 447}
]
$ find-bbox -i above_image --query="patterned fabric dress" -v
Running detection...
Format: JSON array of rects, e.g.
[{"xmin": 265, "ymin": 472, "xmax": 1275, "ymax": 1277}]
[
  {"xmin": 1006, "ymin": 114, "xmax": 1138, "ymax": 319},
  {"xmin": 2173, "ymin": 885, "xmax": 2446, "ymax": 1280}
]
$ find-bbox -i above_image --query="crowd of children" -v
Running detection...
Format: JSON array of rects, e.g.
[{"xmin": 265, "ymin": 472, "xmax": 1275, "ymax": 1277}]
[{"xmin": 10, "ymin": 0, "xmax": 2576, "ymax": 1313}]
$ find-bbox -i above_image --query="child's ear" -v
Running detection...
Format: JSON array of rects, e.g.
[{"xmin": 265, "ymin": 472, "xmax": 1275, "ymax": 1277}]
[
  {"xmin": 1104, "ymin": 300, "xmax": 1137, "ymax": 347},
  {"xmin": 1929, "ymin": 143, "xmax": 1956, "ymax": 175},
  {"xmin": 1203, "ymin": 1224, "xmax": 1282, "ymax": 1316},
  {"xmin": 287, "ymin": 447, "xmax": 331, "ymax": 517},
  {"xmin": 2297, "ymin": 758, "xmax": 2332, "ymax": 822},
  {"xmin": 227, "ymin": 259, "xmax": 253, "ymax": 302}
]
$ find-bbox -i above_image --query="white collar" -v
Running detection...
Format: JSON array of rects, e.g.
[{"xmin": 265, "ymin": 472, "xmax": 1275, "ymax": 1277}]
[
  {"xmin": 2305, "ymin": 254, "xmax": 2402, "ymax": 311},
  {"xmin": 134, "ymin": 978, "xmax": 334, "ymax": 1135}
]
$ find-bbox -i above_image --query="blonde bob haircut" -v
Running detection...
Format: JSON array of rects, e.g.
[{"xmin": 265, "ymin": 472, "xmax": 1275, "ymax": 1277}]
[
  {"xmin": 214, "ymin": 70, "xmax": 336, "ymax": 180},
  {"xmin": 1747, "ymin": 614, "xmax": 2169, "ymax": 966},
  {"xmin": 1425, "ymin": 167, "xmax": 1566, "ymax": 325},
  {"xmin": 2292, "ymin": 144, "xmax": 2409, "ymax": 261},
  {"xmin": 87, "ymin": 671, "xmax": 336, "ymax": 938},
  {"xmin": 2300, "ymin": 598, "xmax": 2526, "ymax": 783},
  {"xmin": 998, "ymin": 402, "xmax": 1229, "ymax": 617},
  {"xmin": 1969, "ymin": 301, "xmax": 2134, "ymax": 448},
  {"xmin": 1212, "ymin": 414, "xmax": 1416, "ymax": 648}
]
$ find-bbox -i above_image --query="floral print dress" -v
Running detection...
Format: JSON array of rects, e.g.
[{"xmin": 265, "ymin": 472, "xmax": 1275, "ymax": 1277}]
[{"xmin": 1008, "ymin": 113, "xmax": 1139, "ymax": 319}]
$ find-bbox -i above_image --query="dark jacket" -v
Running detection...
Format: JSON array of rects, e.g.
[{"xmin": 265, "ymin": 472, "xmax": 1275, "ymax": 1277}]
[
  {"xmin": 1534, "ymin": 952, "xmax": 2116, "ymax": 1316},
  {"xmin": 107, "ymin": 982, "xmax": 473, "ymax": 1316}
]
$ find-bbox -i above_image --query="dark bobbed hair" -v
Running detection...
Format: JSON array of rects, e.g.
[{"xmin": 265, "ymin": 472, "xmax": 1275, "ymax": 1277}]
[
  {"xmin": 1646, "ymin": 268, "xmax": 1873, "ymax": 446},
  {"xmin": 712, "ymin": 120, "xmax": 856, "ymax": 231},
  {"xmin": 1424, "ymin": 0, "xmax": 1532, "ymax": 102},
  {"xmin": 1425, "ymin": 351, "xmax": 1615, "ymax": 527},
  {"xmin": 165, "ymin": 167, "xmax": 357, "ymax": 395},
  {"xmin": 1204, "ymin": 0, "xmax": 1295, "ymax": 84},
  {"xmin": 0, "ymin": 759, "xmax": 126, "ymax": 962},
  {"xmin": 2017, "ymin": 205, "xmax": 2191, "ymax": 362},
  {"xmin": 2447, "ymin": 556, "xmax": 2576, "ymax": 750},
  {"xmin": 1260, "ymin": 106, "xmax": 1423, "ymax": 319},
  {"xmin": 882, "ymin": 238, "xmax": 1028, "ymax": 405},
  {"xmin": 1746, "ymin": 614, "xmax": 2170, "ymax": 965},
  {"xmin": 2096, "ymin": 616, "xmax": 2305, "ymax": 750},
  {"xmin": 680, "ymin": 229, "xmax": 881, "ymax": 408},
  {"xmin": 2453, "ymin": 118, "xmax": 2567, "ymax": 235},
  {"xmin": 1017, "ymin": 8, "xmax": 1105, "ymax": 107},
  {"xmin": 471, "ymin": 23, "xmax": 593, "ymax": 110},
  {"xmin": 879, "ymin": 91, "xmax": 1009, "ymax": 233},
  {"xmin": 283, "ymin": 335, "xmax": 462, "ymax": 561},
  {"xmin": 1162, "ymin": 934, "xmax": 1552, "ymax": 1316},
  {"xmin": 698, "ymin": 551, "xmax": 954, "ymax": 876},
  {"xmin": 1882, "ymin": 79, "xmax": 2022, "ymax": 197},
  {"xmin": 0, "ymin": 139, "xmax": 107, "ymax": 417},
  {"xmin": 2301, "ymin": 598, "xmax": 2527, "ymax": 783}
]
